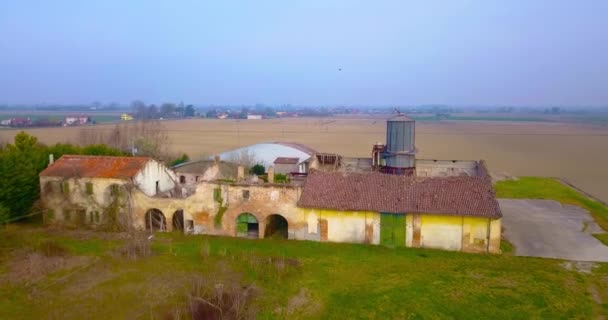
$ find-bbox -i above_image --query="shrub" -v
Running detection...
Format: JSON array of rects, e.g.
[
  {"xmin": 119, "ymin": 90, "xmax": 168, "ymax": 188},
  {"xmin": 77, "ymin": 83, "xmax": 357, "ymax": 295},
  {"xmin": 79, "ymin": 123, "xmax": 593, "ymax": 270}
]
[
  {"xmin": 0, "ymin": 205, "xmax": 10, "ymax": 225},
  {"xmin": 249, "ymin": 164, "xmax": 265, "ymax": 175},
  {"xmin": 170, "ymin": 153, "xmax": 190, "ymax": 167},
  {"xmin": 85, "ymin": 182, "xmax": 94, "ymax": 195},
  {"xmin": 274, "ymin": 173, "xmax": 290, "ymax": 184}
]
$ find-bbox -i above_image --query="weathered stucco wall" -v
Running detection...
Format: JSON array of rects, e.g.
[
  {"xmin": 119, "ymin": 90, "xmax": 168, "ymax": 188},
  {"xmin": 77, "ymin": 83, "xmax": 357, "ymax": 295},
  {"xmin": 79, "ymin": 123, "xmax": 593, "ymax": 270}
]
[
  {"xmin": 274, "ymin": 163, "xmax": 298, "ymax": 175},
  {"xmin": 41, "ymin": 176, "xmax": 502, "ymax": 254},
  {"xmin": 130, "ymin": 182, "xmax": 304, "ymax": 237},
  {"xmin": 133, "ymin": 160, "xmax": 177, "ymax": 196},
  {"xmin": 300, "ymin": 209, "xmax": 380, "ymax": 244},
  {"xmin": 420, "ymin": 215, "xmax": 464, "ymax": 251},
  {"xmin": 411, "ymin": 214, "xmax": 501, "ymax": 253},
  {"xmin": 40, "ymin": 176, "xmax": 130, "ymax": 226}
]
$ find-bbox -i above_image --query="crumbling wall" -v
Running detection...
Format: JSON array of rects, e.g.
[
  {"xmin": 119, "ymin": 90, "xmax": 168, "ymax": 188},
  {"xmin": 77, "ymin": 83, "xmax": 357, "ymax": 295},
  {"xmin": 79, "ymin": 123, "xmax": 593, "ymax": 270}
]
[
  {"xmin": 210, "ymin": 183, "xmax": 303, "ymax": 238},
  {"xmin": 133, "ymin": 159, "xmax": 177, "ymax": 196},
  {"xmin": 415, "ymin": 159, "xmax": 480, "ymax": 177},
  {"xmin": 39, "ymin": 176, "xmax": 131, "ymax": 228}
]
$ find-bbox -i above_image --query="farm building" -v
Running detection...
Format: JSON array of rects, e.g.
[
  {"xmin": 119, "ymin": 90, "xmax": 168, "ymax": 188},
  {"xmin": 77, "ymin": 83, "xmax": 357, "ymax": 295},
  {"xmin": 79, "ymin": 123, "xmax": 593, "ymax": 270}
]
[
  {"xmin": 273, "ymin": 157, "xmax": 299, "ymax": 175},
  {"xmin": 39, "ymin": 115, "xmax": 503, "ymax": 253},
  {"xmin": 217, "ymin": 142, "xmax": 316, "ymax": 169},
  {"xmin": 297, "ymin": 168, "xmax": 501, "ymax": 252},
  {"xmin": 64, "ymin": 115, "xmax": 91, "ymax": 126},
  {"xmin": 39, "ymin": 155, "xmax": 177, "ymax": 229},
  {"xmin": 173, "ymin": 158, "xmax": 241, "ymax": 186}
]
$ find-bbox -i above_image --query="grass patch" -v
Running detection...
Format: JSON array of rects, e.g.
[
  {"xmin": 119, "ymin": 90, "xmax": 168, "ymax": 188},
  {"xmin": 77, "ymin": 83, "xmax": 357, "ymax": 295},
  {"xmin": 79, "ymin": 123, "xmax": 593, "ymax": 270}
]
[
  {"xmin": 0, "ymin": 226, "xmax": 607, "ymax": 319},
  {"xmin": 593, "ymin": 233, "xmax": 608, "ymax": 246},
  {"xmin": 495, "ymin": 177, "xmax": 608, "ymax": 230},
  {"xmin": 500, "ymin": 239, "xmax": 514, "ymax": 254}
]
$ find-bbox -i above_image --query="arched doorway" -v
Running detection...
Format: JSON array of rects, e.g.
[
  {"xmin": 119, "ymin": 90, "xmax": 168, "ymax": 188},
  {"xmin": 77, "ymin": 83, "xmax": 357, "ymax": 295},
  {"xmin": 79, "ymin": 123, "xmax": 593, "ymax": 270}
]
[
  {"xmin": 236, "ymin": 213, "xmax": 259, "ymax": 238},
  {"xmin": 145, "ymin": 209, "xmax": 166, "ymax": 231},
  {"xmin": 172, "ymin": 210, "xmax": 184, "ymax": 232},
  {"xmin": 265, "ymin": 214, "xmax": 288, "ymax": 239}
]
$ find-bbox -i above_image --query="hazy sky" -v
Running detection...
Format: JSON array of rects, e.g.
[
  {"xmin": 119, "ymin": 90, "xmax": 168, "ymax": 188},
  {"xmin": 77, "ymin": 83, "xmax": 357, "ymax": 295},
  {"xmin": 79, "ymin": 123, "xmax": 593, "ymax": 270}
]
[{"xmin": 1, "ymin": 0, "xmax": 607, "ymax": 106}]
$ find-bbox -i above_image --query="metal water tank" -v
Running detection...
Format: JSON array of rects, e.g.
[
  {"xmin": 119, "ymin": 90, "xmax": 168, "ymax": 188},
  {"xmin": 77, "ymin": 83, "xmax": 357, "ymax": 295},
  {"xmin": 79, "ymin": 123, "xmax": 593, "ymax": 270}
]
[{"xmin": 384, "ymin": 114, "xmax": 416, "ymax": 168}]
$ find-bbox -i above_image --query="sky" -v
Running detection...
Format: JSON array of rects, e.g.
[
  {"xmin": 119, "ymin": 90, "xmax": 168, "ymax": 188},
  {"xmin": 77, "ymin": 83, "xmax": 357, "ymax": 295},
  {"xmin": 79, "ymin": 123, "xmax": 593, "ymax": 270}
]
[{"xmin": 0, "ymin": 0, "xmax": 607, "ymax": 107}]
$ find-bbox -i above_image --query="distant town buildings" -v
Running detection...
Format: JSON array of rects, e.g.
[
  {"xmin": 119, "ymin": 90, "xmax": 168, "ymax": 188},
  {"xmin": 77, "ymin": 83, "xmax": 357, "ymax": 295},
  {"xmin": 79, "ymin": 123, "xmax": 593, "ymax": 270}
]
[
  {"xmin": 64, "ymin": 115, "xmax": 91, "ymax": 126},
  {"xmin": 246, "ymin": 114, "xmax": 263, "ymax": 120},
  {"xmin": 0, "ymin": 117, "xmax": 33, "ymax": 127}
]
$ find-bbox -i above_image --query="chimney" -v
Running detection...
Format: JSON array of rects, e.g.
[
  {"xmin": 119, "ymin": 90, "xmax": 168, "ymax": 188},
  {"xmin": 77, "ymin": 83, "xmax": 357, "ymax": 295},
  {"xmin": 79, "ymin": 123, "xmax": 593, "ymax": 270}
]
[
  {"xmin": 49, "ymin": 154, "xmax": 54, "ymax": 167},
  {"xmin": 237, "ymin": 166, "xmax": 245, "ymax": 181},
  {"xmin": 267, "ymin": 166, "xmax": 274, "ymax": 183}
]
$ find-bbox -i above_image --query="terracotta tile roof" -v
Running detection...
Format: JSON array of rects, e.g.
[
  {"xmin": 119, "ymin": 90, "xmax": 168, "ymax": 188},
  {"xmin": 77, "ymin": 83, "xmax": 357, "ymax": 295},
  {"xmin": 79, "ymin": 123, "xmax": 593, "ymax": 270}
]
[
  {"xmin": 39, "ymin": 155, "xmax": 151, "ymax": 179},
  {"xmin": 274, "ymin": 157, "xmax": 299, "ymax": 165},
  {"xmin": 298, "ymin": 170, "xmax": 502, "ymax": 218}
]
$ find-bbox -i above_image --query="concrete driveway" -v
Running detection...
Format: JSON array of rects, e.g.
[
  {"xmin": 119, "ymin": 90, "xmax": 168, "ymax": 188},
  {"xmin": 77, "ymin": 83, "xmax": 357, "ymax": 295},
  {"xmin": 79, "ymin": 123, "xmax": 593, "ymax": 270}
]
[{"xmin": 499, "ymin": 199, "xmax": 608, "ymax": 262}]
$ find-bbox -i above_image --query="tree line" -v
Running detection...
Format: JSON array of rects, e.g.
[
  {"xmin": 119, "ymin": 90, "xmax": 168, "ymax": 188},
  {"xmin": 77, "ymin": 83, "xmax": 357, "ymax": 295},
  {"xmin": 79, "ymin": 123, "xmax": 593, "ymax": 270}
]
[{"xmin": 131, "ymin": 100, "xmax": 196, "ymax": 120}]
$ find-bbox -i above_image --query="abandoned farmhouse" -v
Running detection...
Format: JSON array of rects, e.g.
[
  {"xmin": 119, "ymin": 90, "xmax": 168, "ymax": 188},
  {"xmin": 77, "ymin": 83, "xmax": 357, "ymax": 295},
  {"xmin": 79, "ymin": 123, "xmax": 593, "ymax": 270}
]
[{"xmin": 39, "ymin": 115, "xmax": 502, "ymax": 253}]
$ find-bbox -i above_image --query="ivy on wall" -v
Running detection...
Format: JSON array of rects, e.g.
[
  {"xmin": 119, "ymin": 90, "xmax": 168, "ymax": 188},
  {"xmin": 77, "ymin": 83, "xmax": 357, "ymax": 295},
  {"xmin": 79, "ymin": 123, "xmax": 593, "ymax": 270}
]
[{"xmin": 213, "ymin": 187, "xmax": 228, "ymax": 228}]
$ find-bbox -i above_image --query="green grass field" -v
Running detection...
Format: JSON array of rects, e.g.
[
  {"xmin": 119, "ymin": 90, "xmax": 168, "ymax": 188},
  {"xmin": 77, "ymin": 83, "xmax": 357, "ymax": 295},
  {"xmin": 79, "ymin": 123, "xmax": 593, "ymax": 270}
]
[
  {"xmin": 495, "ymin": 177, "xmax": 608, "ymax": 231},
  {"xmin": 1, "ymin": 225, "xmax": 607, "ymax": 319}
]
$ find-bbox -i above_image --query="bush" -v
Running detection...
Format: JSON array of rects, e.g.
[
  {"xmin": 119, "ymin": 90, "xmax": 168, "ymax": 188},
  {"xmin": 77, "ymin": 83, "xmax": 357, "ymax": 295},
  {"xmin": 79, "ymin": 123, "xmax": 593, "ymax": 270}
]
[
  {"xmin": 274, "ymin": 173, "xmax": 290, "ymax": 184},
  {"xmin": 0, "ymin": 205, "xmax": 10, "ymax": 225},
  {"xmin": 169, "ymin": 153, "xmax": 190, "ymax": 167},
  {"xmin": 249, "ymin": 164, "xmax": 265, "ymax": 175}
]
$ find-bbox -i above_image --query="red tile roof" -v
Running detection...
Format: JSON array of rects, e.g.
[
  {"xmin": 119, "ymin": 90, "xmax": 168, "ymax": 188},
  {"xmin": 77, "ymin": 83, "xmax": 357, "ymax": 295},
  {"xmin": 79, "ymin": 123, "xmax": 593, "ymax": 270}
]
[
  {"xmin": 274, "ymin": 157, "xmax": 300, "ymax": 165},
  {"xmin": 298, "ymin": 170, "xmax": 502, "ymax": 218},
  {"xmin": 39, "ymin": 155, "xmax": 151, "ymax": 179}
]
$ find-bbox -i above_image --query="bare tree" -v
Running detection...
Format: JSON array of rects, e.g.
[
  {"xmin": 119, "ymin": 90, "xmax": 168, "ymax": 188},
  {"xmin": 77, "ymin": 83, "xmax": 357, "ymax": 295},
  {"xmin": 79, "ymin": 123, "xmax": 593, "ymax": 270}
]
[
  {"xmin": 227, "ymin": 149, "xmax": 260, "ymax": 169},
  {"xmin": 78, "ymin": 120, "xmax": 169, "ymax": 160}
]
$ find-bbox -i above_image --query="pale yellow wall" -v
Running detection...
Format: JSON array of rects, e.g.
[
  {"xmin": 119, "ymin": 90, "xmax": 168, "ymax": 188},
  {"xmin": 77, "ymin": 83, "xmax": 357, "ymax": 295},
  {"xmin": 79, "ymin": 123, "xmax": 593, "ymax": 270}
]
[
  {"xmin": 489, "ymin": 218, "xmax": 502, "ymax": 254},
  {"xmin": 405, "ymin": 214, "xmax": 414, "ymax": 247},
  {"xmin": 414, "ymin": 214, "xmax": 502, "ymax": 253},
  {"xmin": 420, "ymin": 215, "xmax": 463, "ymax": 251},
  {"xmin": 301, "ymin": 209, "xmax": 380, "ymax": 244}
]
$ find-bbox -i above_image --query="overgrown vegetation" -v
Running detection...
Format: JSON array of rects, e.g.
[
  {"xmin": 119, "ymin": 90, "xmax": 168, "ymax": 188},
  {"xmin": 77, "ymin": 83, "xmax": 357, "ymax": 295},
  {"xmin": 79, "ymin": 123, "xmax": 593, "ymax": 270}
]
[
  {"xmin": 0, "ymin": 132, "xmax": 124, "ymax": 223},
  {"xmin": 273, "ymin": 173, "xmax": 290, "ymax": 184},
  {"xmin": 249, "ymin": 164, "xmax": 265, "ymax": 176},
  {"xmin": 169, "ymin": 153, "xmax": 190, "ymax": 167},
  {"xmin": 213, "ymin": 187, "xmax": 228, "ymax": 228},
  {"xmin": 500, "ymin": 239, "xmax": 514, "ymax": 254},
  {"xmin": 0, "ymin": 225, "xmax": 607, "ymax": 319}
]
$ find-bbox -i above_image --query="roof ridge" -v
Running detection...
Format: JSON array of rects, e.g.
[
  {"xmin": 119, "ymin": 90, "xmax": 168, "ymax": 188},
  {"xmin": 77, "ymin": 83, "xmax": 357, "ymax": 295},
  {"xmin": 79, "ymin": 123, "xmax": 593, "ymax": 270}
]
[{"xmin": 40, "ymin": 155, "xmax": 153, "ymax": 179}]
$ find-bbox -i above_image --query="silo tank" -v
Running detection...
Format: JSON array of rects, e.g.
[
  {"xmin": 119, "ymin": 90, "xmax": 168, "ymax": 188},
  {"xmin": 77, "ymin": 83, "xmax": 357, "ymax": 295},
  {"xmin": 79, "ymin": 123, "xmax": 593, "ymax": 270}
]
[{"xmin": 386, "ymin": 116, "xmax": 415, "ymax": 153}]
